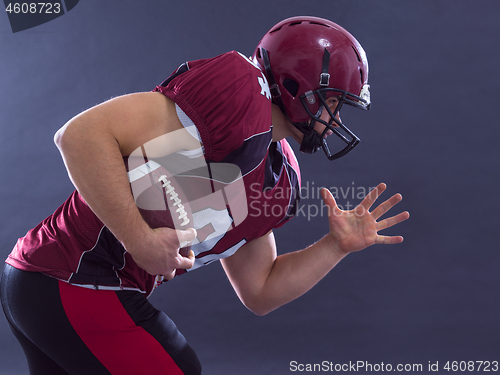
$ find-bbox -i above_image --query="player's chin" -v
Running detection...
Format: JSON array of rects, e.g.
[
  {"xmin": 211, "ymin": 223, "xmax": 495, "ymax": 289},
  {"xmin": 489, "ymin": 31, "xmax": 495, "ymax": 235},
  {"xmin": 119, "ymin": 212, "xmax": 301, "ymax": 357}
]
[
  {"xmin": 312, "ymin": 123, "xmax": 332, "ymax": 139},
  {"xmin": 323, "ymin": 129, "xmax": 333, "ymax": 139}
]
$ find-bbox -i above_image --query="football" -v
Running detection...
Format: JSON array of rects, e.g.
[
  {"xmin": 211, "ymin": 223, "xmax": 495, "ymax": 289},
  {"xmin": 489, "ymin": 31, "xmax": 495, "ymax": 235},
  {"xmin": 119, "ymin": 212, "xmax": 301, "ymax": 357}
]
[{"xmin": 126, "ymin": 157, "xmax": 193, "ymax": 257}]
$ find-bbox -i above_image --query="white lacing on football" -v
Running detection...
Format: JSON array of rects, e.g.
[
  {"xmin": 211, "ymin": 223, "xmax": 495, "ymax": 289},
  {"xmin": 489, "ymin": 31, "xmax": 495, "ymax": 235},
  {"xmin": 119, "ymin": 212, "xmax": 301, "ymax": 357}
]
[{"xmin": 158, "ymin": 175, "xmax": 190, "ymax": 227}]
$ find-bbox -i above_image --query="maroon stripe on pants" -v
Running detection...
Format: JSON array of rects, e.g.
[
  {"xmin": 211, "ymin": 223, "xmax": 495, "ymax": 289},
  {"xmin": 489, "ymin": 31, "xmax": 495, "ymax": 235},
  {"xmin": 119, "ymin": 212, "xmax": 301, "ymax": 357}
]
[{"xmin": 58, "ymin": 281, "xmax": 184, "ymax": 375}]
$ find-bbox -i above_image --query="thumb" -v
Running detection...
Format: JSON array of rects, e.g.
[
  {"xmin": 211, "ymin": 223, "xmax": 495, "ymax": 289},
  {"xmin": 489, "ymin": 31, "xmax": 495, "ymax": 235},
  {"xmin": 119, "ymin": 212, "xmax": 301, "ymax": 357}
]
[
  {"xmin": 177, "ymin": 249, "xmax": 196, "ymax": 270},
  {"xmin": 320, "ymin": 188, "xmax": 339, "ymax": 215},
  {"xmin": 176, "ymin": 227, "xmax": 197, "ymax": 248}
]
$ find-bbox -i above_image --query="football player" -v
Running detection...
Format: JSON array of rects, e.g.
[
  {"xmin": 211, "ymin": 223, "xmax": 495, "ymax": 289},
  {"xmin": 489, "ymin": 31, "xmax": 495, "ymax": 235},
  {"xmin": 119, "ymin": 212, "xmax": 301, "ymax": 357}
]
[{"xmin": 1, "ymin": 16, "xmax": 409, "ymax": 375}]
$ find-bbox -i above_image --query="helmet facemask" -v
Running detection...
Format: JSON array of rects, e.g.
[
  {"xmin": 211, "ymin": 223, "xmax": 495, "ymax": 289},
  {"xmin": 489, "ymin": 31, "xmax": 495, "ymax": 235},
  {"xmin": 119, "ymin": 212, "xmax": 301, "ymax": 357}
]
[{"xmin": 297, "ymin": 86, "xmax": 370, "ymax": 160}]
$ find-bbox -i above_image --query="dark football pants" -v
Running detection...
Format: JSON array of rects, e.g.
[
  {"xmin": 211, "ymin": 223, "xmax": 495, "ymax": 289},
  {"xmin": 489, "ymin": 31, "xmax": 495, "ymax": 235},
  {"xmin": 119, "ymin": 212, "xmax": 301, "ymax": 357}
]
[{"xmin": 0, "ymin": 264, "xmax": 202, "ymax": 375}]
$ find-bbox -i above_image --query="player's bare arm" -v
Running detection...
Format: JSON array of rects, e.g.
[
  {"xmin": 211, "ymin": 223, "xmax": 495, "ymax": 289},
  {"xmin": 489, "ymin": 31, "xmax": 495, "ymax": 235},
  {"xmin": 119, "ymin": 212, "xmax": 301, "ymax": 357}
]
[
  {"xmin": 54, "ymin": 92, "xmax": 197, "ymax": 280},
  {"xmin": 221, "ymin": 183, "xmax": 409, "ymax": 316}
]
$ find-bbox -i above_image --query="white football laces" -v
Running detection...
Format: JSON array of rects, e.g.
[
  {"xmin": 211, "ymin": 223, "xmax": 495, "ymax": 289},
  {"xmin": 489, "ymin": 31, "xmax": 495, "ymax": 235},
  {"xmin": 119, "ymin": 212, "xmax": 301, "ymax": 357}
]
[{"xmin": 158, "ymin": 175, "xmax": 190, "ymax": 227}]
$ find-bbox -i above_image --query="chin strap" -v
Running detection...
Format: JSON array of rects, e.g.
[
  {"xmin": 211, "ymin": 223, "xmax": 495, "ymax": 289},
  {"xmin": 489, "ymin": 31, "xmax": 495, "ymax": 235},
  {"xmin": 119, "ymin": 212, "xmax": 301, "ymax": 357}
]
[
  {"xmin": 297, "ymin": 48, "xmax": 333, "ymax": 154},
  {"xmin": 320, "ymin": 49, "xmax": 331, "ymax": 87},
  {"xmin": 260, "ymin": 48, "xmax": 286, "ymax": 114},
  {"xmin": 261, "ymin": 47, "xmax": 321, "ymax": 153}
]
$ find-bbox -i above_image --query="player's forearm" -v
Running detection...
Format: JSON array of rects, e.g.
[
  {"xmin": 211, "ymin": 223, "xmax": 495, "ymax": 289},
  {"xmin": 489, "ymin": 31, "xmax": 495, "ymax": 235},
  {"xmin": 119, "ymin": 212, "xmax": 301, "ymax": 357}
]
[
  {"xmin": 54, "ymin": 116, "xmax": 149, "ymax": 247},
  {"xmin": 250, "ymin": 235, "xmax": 348, "ymax": 315}
]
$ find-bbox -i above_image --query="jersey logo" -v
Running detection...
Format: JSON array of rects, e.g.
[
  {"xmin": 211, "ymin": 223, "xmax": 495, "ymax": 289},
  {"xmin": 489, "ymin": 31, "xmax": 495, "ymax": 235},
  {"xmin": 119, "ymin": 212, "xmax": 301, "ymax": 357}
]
[
  {"xmin": 258, "ymin": 73, "xmax": 271, "ymax": 100},
  {"xmin": 235, "ymin": 51, "xmax": 271, "ymax": 100}
]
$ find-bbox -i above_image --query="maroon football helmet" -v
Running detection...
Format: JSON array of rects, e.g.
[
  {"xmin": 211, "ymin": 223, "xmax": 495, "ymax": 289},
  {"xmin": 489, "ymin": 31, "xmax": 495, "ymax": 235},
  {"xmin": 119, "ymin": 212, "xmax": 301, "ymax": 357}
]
[{"xmin": 252, "ymin": 16, "xmax": 370, "ymax": 160}]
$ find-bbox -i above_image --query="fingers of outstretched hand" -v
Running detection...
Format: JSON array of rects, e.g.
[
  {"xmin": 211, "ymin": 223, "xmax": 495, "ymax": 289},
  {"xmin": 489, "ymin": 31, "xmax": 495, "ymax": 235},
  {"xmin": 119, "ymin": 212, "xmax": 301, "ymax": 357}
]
[
  {"xmin": 374, "ymin": 208, "xmax": 409, "ymax": 245},
  {"xmin": 376, "ymin": 211, "xmax": 410, "ymax": 231},
  {"xmin": 371, "ymin": 193, "xmax": 403, "ymax": 220},
  {"xmin": 376, "ymin": 234, "xmax": 405, "ymax": 245},
  {"xmin": 360, "ymin": 183, "xmax": 387, "ymax": 211}
]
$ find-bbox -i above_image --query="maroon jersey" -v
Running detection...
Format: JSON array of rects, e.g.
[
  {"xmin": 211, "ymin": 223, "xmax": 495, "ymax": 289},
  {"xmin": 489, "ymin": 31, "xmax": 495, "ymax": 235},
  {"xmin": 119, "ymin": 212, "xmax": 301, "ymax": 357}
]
[{"xmin": 6, "ymin": 51, "xmax": 301, "ymax": 296}]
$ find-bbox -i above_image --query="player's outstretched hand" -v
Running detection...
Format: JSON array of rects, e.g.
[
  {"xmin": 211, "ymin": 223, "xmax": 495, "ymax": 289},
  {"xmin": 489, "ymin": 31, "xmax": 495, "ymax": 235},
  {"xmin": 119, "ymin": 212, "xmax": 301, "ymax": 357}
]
[
  {"xmin": 127, "ymin": 227, "xmax": 197, "ymax": 281},
  {"xmin": 320, "ymin": 183, "xmax": 409, "ymax": 255}
]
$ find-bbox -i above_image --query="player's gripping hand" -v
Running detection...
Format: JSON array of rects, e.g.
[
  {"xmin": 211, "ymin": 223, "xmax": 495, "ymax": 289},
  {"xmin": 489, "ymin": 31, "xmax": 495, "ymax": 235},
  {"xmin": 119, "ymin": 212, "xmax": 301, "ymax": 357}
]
[
  {"xmin": 320, "ymin": 183, "xmax": 410, "ymax": 255},
  {"xmin": 126, "ymin": 226, "xmax": 197, "ymax": 281}
]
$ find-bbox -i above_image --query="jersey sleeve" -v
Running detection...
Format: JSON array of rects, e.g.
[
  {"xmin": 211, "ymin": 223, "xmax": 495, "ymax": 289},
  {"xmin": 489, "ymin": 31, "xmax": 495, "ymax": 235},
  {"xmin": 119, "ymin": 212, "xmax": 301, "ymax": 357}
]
[{"xmin": 154, "ymin": 51, "xmax": 273, "ymax": 162}]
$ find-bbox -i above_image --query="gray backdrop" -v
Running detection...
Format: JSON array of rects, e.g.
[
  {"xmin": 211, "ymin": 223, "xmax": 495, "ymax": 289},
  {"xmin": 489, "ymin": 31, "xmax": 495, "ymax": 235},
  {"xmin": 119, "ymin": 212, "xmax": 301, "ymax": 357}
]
[{"xmin": 1, "ymin": 1, "xmax": 499, "ymax": 374}]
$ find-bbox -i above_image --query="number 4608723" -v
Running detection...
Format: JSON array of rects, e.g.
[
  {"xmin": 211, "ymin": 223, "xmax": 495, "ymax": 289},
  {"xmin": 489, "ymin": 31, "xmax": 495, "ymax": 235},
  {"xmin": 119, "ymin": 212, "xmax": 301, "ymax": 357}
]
[{"xmin": 5, "ymin": 3, "xmax": 61, "ymax": 14}]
